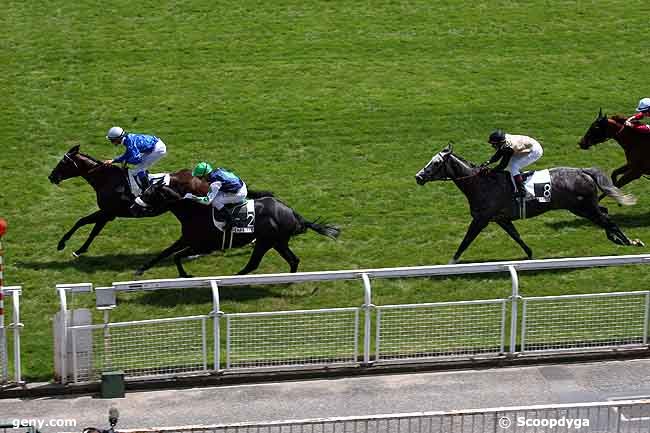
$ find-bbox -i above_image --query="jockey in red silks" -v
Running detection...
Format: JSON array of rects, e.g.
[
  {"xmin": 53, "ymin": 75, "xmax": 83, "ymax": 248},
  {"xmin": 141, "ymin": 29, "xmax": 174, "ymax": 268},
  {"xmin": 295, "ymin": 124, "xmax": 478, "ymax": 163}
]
[{"xmin": 625, "ymin": 98, "xmax": 650, "ymax": 133}]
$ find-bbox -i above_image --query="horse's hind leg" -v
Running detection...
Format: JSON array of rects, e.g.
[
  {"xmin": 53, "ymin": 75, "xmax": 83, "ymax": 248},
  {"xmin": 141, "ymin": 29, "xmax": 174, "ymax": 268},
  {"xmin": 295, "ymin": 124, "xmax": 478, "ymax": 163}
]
[
  {"xmin": 57, "ymin": 210, "xmax": 108, "ymax": 254},
  {"xmin": 570, "ymin": 206, "xmax": 642, "ymax": 247},
  {"xmin": 274, "ymin": 240, "xmax": 300, "ymax": 273},
  {"xmin": 135, "ymin": 237, "xmax": 188, "ymax": 276},
  {"xmin": 496, "ymin": 221, "xmax": 533, "ymax": 259},
  {"xmin": 237, "ymin": 240, "xmax": 273, "ymax": 275}
]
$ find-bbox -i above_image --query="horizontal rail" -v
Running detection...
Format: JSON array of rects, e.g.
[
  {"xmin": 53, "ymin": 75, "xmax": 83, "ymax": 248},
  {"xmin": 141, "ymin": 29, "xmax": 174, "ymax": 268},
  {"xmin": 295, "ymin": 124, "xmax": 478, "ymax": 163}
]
[
  {"xmin": 377, "ymin": 298, "xmax": 507, "ymax": 309},
  {"xmin": 55, "ymin": 283, "xmax": 93, "ymax": 293},
  {"xmin": 115, "ymin": 399, "xmax": 650, "ymax": 432},
  {"xmin": 69, "ymin": 315, "xmax": 210, "ymax": 330},
  {"xmin": 226, "ymin": 307, "xmax": 359, "ymax": 317},
  {"xmin": 111, "ymin": 254, "xmax": 650, "ymax": 292},
  {"xmin": 523, "ymin": 290, "xmax": 648, "ymax": 301},
  {"xmin": 0, "ymin": 286, "xmax": 21, "ymax": 296}
]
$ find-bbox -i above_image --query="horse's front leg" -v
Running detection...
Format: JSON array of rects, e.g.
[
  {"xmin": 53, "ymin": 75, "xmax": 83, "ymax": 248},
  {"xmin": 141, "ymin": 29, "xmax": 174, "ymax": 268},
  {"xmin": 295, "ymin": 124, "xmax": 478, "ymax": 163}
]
[
  {"xmin": 73, "ymin": 214, "xmax": 116, "ymax": 257},
  {"xmin": 57, "ymin": 210, "xmax": 107, "ymax": 254},
  {"xmin": 611, "ymin": 164, "xmax": 629, "ymax": 185},
  {"xmin": 496, "ymin": 220, "xmax": 532, "ymax": 259},
  {"xmin": 135, "ymin": 237, "xmax": 188, "ymax": 276},
  {"xmin": 449, "ymin": 218, "xmax": 489, "ymax": 264}
]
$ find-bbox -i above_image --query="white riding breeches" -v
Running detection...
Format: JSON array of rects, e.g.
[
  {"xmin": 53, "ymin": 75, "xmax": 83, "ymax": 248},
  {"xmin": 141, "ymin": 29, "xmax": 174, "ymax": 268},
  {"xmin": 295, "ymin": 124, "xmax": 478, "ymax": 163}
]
[
  {"xmin": 507, "ymin": 142, "xmax": 543, "ymax": 176},
  {"xmin": 133, "ymin": 140, "xmax": 167, "ymax": 174},
  {"xmin": 212, "ymin": 183, "xmax": 248, "ymax": 210}
]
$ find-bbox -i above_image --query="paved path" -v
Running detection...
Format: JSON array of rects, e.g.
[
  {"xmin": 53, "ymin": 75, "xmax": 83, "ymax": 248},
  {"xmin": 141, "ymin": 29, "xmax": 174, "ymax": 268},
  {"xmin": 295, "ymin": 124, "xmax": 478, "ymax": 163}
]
[{"xmin": 3, "ymin": 359, "xmax": 650, "ymax": 431}]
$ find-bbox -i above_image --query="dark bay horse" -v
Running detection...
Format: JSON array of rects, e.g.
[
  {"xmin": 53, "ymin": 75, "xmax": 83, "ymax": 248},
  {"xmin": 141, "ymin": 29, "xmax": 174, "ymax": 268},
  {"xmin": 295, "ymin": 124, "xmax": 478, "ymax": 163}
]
[
  {"xmin": 415, "ymin": 144, "xmax": 643, "ymax": 264},
  {"xmin": 579, "ymin": 109, "xmax": 650, "ymax": 194},
  {"xmin": 48, "ymin": 145, "xmax": 167, "ymax": 256},
  {"xmin": 130, "ymin": 171, "xmax": 341, "ymax": 277}
]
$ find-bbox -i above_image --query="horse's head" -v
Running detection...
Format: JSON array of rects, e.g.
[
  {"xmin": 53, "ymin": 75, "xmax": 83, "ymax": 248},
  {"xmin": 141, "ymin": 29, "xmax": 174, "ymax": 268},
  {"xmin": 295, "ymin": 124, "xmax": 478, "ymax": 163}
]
[
  {"xmin": 48, "ymin": 145, "xmax": 98, "ymax": 184},
  {"xmin": 415, "ymin": 143, "xmax": 454, "ymax": 185},
  {"xmin": 130, "ymin": 180, "xmax": 182, "ymax": 216},
  {"xmin": 579, "ymin": 108, "xmax": 611, "ymax": 149}
]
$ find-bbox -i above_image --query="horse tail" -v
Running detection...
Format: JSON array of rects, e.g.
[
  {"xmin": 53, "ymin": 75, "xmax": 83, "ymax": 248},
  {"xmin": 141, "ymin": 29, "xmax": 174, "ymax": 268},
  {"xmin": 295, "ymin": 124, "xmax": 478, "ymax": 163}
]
[
  {"xmin": 247, "ymin": 190, "xmax": 275, "ymax": 199},
  {"xmin": 293, "ymin": 212, "xmax": 341, "ymax": 240},
  {"xmin": 583, "ymin": 167, "xmax": 637, "ymax": 206}
]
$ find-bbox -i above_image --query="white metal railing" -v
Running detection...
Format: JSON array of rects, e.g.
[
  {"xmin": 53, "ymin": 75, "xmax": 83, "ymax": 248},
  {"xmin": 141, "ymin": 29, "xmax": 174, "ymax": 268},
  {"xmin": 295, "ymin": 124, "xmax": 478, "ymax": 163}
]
[
  {"xmin": 115, "ymin": 399, "xmax": 650, "ymax": 433},
  {"xmin": 375, "ymin": 299, "xmax": 507, "ymax": 363},
  {"xmin": 521, "ymin": 291, "xmax": 650, "ymax": 354},
  {"xmin": 56, "ymin": 255, "xmax": 650, "ymax": 384},
  {"xmin": 226, "ymin": 308, "xmax": 359, "ymax": 370},
  {"xmin": 68, "ymin": 316, "xmax": 210, "ymax": 383},
  {"xmin": 0, "ymin": 286, "xmax": 23, "ymax": 386}
]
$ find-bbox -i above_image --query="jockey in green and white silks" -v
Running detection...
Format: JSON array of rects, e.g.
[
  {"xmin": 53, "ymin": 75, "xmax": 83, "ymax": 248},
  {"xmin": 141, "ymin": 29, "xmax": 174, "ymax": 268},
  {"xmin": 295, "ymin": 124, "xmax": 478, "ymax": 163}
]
[{"xmin": 185, "ymin": 162, "xmax": 248, "ymax": 212}]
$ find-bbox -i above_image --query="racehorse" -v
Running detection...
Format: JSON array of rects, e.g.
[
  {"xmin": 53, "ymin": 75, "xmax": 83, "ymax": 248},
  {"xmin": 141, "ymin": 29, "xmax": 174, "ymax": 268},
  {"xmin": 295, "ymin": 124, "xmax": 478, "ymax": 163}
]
[
  {"xmin": 48, "ymin": 145, "xmax": 167, "ymax": 257},
  {"xmin": 130, "ymin": 171, "xmax": 341, "ymax": 277},
  {"xmin": 579, "ymin": 109, "xmax": 650, "ymax": 194},
  {"xmin": 415, "ymin": 144, "xmax": 643, "ymax": 264}
]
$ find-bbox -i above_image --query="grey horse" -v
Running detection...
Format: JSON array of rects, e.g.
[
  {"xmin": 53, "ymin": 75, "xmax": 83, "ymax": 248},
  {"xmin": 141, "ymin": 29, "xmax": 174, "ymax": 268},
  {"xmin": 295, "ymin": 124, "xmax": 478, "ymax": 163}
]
[{"xmin": 415, "ymin": 144, "xmax": 643, "ymax": 264}]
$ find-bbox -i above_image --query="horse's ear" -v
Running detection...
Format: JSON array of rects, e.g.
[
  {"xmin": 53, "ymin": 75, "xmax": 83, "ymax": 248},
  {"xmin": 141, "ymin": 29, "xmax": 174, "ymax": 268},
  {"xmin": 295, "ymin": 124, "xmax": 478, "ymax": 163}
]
[
  {"xmin": 67, "ymin": 144, "xmax": 80, "ymax": 154},
  {"xmin": 445, "ymin": 142, "xmax": 453, "ymax": 152},
  {"xmin": 598, "ymin": 108, "xmax": 603, "ymax": 119}
]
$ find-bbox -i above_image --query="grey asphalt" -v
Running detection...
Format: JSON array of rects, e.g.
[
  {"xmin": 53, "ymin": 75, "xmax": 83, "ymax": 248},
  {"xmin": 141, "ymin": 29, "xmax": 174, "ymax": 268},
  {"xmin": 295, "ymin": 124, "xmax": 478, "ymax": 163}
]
[{"xmin": 3, "ymin": 358, "xmax": 650, "ymax": 431}]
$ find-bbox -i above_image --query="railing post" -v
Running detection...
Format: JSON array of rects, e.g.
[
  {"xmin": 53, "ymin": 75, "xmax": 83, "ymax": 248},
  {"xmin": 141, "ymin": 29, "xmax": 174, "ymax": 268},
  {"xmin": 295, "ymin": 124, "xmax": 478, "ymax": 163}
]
[
  {"xmin": 643, "ymin": 292, "xmax": 650, "ymax": 344},
  {"xmin": 58, "ymin": 287, "xmax": 68, "ymax": 385},
  {"xmin": 361, "ymin": 273, "xmax": 374, "ymax": 365},
  {"xmin": 507, "ymin": 265, "xmax": 520, "ymax": 355},
  {"xmin": 210, "ymin": 280, "xmax": 222, "ymax": 372},
  {"xmin": 11, "ymin": 291, "xmax": 23, "ymax": 385}
]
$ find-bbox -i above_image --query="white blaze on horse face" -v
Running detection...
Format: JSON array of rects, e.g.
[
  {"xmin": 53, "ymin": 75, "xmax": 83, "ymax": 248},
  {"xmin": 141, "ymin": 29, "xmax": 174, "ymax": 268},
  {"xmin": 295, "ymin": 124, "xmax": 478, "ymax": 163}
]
[{"xmin": 418, "ymin": 153, "xmax": 444, "ymax": 180}]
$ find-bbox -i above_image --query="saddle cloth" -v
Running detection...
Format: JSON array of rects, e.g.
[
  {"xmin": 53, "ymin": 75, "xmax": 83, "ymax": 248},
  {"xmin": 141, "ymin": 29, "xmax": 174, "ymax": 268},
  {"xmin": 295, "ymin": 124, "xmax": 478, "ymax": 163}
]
[
  {"xmin": 522, "ymin": 169, "xmax": 551, "ymax": 203},
  {"xmin": 127, "ymin": 170, "xmax": 170, "ymax": 196},
  {"xmin": 212, "ymin": 200, "xmax": 255, "ymax": 233}
]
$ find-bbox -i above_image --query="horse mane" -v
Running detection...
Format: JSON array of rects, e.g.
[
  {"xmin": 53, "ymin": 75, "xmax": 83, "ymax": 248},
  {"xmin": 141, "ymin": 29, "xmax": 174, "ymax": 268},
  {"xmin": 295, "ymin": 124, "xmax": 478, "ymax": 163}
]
[{"xmin": 450, "ymin": 151, "xmax": 477, "ymax": 168}]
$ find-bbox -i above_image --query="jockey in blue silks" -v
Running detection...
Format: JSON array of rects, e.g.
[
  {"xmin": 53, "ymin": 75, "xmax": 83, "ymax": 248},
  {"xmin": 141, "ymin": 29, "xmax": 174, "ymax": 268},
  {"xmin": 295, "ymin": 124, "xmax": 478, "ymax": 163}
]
[{"xmin": 103, "ymin": 126, "xmax": 167, "ymax": 191}]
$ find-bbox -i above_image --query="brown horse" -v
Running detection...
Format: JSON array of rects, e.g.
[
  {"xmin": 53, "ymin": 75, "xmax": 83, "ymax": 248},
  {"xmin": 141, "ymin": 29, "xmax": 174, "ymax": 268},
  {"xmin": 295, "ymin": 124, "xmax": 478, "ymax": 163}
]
[
  {"xmin": 48, "ymin": 145, "xmax": 167, "ymax": 256},
  {"xmin": 579, "ymin": 109, "xmax": 650, "ymax": 194}
]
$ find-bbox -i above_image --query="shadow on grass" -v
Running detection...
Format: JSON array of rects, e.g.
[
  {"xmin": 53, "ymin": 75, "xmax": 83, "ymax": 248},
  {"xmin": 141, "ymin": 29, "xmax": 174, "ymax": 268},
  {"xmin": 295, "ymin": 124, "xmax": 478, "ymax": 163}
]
[
  {"xmin": 17, "ymin": 249, "xmax": 252, "ymax": 274},
  {"xmin": 134, "ymin": 284, "xmax": 281, "ymax": 306},
  {"xmin": 545, "ymin": 210, "xmax": 650, "ymax": 230}
]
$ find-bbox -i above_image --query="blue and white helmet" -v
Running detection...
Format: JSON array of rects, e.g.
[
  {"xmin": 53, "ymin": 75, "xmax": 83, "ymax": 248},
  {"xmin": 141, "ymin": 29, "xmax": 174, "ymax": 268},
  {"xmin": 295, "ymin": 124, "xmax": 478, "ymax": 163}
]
[{"xmin": 636, "ymin": 98, "xmax": 650, "ymax": 112}]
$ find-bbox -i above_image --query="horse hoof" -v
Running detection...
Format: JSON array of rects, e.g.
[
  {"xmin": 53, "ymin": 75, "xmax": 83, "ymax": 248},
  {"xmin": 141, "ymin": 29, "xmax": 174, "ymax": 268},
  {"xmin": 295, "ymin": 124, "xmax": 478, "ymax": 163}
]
[
  {"xmin": 72, "ymin": 251, "xmax": 82, "ymax": 258},
  {"xmin": 180, "ymin": 274, "xmax": 194, "ymax": 279},
  {"xmin": 448, "ymin": 258, "xmax": 459, "ymax": 265},
  {"xmin": 57, "ymin": 242, "xmax": 66, "ymax": 251},
  {"xmin": 134, "ymin": 269, "xmax": 144, "ymax": 277},
  {"xmin": 633, "ymin": 239, "xmax": 645, "ymax": 247}
]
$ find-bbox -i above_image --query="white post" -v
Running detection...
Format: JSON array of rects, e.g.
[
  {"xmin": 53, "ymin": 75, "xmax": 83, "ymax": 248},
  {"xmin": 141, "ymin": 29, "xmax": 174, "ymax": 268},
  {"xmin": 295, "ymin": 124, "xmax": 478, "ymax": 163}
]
[
  {"xmin": 12, "ymin": 291, "xmax": 22, "ymax": 384},
  {"xmin": 361, "ymin": 273, "xmax": 373, "ymax": 365},
  {"xmin": 508, "ymin": 265, "xmax": 520, "ymax": 355},
  {"xmin": 210, "ymin": 280, "xmax": 221, "ymax": 371},
  {"xmin": 58, "ymin": 287, "xmax": 68, "ymax": 385}
]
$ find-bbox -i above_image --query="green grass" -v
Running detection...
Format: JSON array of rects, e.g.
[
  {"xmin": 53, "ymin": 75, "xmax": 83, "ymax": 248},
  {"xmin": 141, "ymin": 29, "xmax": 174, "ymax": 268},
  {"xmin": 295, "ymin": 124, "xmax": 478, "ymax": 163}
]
[{"xmin": 3, "ymin": 0, "xmax": 650, "ymax": 381}]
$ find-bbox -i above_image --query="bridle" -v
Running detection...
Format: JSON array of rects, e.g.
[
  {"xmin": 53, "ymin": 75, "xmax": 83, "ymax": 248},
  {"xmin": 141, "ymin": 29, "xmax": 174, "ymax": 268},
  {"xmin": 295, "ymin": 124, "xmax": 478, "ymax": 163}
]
[{"xmin": 422, "ymin": 152, "xmax": 482, "ymax": 182}]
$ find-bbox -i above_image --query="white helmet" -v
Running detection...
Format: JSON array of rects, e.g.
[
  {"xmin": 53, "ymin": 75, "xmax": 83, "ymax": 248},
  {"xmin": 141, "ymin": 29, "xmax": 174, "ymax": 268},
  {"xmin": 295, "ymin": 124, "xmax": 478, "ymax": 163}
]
[
  {"xmin": 106, "ymin": 126, "xmax": 125, "ymax": 141},
  {"xmin": 636, "ymin": 98, "xmax": 650, "ymax": 112}
]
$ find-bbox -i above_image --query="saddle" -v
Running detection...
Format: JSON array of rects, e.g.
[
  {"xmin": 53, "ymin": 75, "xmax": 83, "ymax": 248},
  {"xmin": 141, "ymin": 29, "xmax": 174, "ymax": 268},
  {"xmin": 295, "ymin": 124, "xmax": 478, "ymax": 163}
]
[
  {"xmin": 212, "ymin": 200, "xmax": 255, "ymax": 234},
  {"xmin": 125, "ymin": 169, "xmax": 169, "ymax": 197},
  {"xmin": 512, "ymin": 169, "xmax": 551, "ymax": 219}
]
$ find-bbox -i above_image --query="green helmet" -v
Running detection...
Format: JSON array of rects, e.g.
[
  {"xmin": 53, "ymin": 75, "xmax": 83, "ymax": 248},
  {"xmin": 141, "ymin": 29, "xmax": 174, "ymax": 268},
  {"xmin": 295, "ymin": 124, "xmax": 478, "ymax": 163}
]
[{"xmin": 192, "ymin": 161, "xmax": 213, "ymax": 177}]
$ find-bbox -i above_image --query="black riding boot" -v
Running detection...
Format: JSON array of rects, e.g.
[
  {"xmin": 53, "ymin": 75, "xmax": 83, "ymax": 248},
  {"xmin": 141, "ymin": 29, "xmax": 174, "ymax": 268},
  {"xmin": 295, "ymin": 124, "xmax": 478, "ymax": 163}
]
[{"xmin": 513, "ymin": 174, "xmax": 526, "ymax": 198}]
